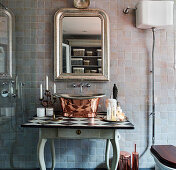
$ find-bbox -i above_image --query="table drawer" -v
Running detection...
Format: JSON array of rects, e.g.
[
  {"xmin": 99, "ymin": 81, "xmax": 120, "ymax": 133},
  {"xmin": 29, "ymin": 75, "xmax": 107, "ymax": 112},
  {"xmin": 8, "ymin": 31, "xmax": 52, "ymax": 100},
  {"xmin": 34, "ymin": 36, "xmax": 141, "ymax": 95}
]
[
  {"xmin": 57, "ymin": 128, "xmax": 113, "ymax": 139},
  {"xmin": 40, "ymin": 128, "xmax": 114, "ymax": 139}
]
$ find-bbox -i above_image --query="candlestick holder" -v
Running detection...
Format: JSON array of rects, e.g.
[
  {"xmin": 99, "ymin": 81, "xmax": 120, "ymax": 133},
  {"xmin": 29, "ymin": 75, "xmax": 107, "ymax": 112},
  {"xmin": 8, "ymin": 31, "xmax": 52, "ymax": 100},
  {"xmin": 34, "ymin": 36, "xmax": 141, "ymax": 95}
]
[{"xmin": 39, "ymin": 90, "xmax": 57, "ymax": 108}]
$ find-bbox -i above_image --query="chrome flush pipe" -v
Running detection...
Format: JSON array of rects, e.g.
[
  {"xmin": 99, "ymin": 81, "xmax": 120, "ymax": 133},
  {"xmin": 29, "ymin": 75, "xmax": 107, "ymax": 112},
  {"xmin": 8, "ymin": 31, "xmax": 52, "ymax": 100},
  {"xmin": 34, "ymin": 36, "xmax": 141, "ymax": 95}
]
[
  {"xmin": 151, "ymin": 27, "xmax": 156, "ymax": 145},
  {"xmin": 123, "ymin": 7, "xmax": 137, "ymax": 14}
]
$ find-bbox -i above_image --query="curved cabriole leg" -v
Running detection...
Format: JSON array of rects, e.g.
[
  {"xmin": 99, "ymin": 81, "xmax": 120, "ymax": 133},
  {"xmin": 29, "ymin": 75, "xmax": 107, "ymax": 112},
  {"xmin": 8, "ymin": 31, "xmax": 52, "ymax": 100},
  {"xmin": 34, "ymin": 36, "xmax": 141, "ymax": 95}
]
[
  {"xmin": 105, "ymin": 139, "xmax": 111, "ymax": 169},
  {"xmin": 37, "ymin": 138, "xmax": 47, "ymax": 170},
  {"xmin": 110, "ymin": 130, "xmax": 121, "ymax": 170},
  {"xmin": 50, "ymin": 139, "xmax": 56, "ymax": 170}
]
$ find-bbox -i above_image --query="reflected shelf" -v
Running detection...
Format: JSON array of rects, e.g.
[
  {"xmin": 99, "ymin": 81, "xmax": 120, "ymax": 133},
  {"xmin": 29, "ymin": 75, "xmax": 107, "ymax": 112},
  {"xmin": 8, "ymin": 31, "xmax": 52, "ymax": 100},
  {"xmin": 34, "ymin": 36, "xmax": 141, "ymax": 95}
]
[
  {"xmin": 71, "ymin": 56, "xmax": 102, "ymax": 58},
  {"xmin": 71, "ymin": 65, "xmax": 101, "ymax": 68}
]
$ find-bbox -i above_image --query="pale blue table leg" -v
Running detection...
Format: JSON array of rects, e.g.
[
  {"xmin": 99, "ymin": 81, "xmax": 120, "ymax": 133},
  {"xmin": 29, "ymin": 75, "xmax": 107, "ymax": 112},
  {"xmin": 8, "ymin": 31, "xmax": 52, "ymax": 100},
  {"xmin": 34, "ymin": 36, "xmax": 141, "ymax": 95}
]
[
  {"xmin": 105, "ymin": 130, "xmax": 121, "ymax": 170},
  {"xmin": 50, "ymin": 139, "xmax": 55, "ymax": 170},
  {"xmin": 37, "ymin": 138, "xmax": 47, "ymax": 170},
  {"xmin": 105, "ymin": 139, "xmax": 111, "ymax": 169},
  {"xmin": 110, "ymin": 130, "xmax": 120, "ymax": 170}
]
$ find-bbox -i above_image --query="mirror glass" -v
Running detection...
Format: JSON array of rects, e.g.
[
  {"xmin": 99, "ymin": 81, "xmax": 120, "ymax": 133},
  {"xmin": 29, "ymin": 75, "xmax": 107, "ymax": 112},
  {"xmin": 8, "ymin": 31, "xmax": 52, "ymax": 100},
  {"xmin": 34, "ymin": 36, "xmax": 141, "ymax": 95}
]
[
  {"xmin": 0, "ymin": 12, "xmax": 9, "ymax": 75},
  {"xmin": 62, "ymin": 17, "xmax": 102, "ymax": 75}
]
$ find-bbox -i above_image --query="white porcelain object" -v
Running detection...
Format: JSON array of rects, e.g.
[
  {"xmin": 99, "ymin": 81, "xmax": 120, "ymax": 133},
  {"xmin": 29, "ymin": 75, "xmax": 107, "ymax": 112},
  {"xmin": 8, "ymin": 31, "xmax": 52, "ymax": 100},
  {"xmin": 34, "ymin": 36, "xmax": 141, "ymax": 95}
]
[
  {"xmin": 106, "ymin": 99, "xmax": 117, "ymax": 121},
  {"xmin": 151, "ymin": 152, "xmax": 175, "ymax": 170},
  {"xmin": 46, "ymin": 108, "xmax": 53, "ymax": 116},
  {"xmin": 37, "ymin": 108, "xmax": 45, "ymax": 117},
  {"xmin": 107, "ymin": 103, "xmax": 111, "ymax": 120},
  {"xmin": 136, "ymin": 1, "xmax": 174, "ymax": 29}
]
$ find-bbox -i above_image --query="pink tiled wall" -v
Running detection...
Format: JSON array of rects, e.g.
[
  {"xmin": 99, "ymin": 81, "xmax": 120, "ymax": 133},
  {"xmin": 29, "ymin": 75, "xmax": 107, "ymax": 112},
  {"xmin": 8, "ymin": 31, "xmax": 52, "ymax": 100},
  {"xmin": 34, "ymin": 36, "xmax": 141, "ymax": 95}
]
[{"xmin": 0, "ymin": 0, "xmax": 176, "ymax": 168}]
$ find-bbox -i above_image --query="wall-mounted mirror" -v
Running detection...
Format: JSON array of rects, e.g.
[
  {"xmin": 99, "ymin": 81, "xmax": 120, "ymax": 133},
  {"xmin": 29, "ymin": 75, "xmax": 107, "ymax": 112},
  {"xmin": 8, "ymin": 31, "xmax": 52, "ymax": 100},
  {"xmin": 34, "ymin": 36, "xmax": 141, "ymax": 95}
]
[
  {"xmin": 54, "ymin": 8, "xmax": 110, "ymax": 81},
  {"xmin": 0, "ymin": 8, "xmax": 14, "ymax": 79}
]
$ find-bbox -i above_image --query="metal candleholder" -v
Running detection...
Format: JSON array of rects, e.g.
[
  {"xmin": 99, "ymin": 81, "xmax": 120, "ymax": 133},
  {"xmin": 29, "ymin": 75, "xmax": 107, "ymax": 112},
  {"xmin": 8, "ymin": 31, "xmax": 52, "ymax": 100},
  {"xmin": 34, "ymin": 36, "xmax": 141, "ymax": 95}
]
[{"xmin": 39, "ymin": 90, "xmax": 57, "ymax": 108}]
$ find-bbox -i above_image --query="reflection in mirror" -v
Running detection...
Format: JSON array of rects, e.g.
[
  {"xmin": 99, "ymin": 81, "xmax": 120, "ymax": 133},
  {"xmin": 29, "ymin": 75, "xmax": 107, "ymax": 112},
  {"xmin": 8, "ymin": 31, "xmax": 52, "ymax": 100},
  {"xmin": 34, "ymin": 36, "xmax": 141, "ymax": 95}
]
[
  {"xmin": 0, "ymin": 11, "xmax": 9, "ymax": 74},
  {"xmin": 62, "ymin": 17, "xmax": 102, "ymax": 75},
  {"xmin": 0, "ymin": 8, "xmax": 13, "ymax": 79}
]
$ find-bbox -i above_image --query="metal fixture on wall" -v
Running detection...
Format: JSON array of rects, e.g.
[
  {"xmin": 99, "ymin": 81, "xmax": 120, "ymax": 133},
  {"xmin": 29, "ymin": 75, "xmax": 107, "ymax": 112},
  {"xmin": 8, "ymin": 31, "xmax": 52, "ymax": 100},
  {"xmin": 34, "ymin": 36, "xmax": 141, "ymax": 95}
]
[
  {"xmin": 74, "ymin": 0, "xmax": 90, "ymax": 9},
  {"xmin": 0, "ymin": 2, "xmax": 7, "ymax": 9},
  {"xmin": 72, "ymin": 82, "xmax": 91, "ymax": 93},
  {"xmin": 123, "ymin": 7, "xmax": 136, "ymax": 14},
  {"xmin": 124, "ymin": 1, "xmax": 174, "ymax": 145}
]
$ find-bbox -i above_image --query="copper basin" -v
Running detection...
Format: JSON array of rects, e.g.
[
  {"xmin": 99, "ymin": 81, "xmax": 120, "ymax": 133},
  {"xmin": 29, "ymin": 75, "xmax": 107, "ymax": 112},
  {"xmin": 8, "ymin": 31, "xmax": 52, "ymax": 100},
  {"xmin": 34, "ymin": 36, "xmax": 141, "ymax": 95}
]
[{"xmin": 56, "ymin": 94, "xmax": 105, "ymax": 118}]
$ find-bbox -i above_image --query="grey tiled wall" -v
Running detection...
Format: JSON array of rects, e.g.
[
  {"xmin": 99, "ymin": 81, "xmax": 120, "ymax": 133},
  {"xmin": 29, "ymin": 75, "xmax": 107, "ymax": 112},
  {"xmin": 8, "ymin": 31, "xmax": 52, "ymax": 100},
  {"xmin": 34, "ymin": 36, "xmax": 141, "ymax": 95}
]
[{"xmin": 0, "ymin": 0, "xmax": 176, "ymax": 169}]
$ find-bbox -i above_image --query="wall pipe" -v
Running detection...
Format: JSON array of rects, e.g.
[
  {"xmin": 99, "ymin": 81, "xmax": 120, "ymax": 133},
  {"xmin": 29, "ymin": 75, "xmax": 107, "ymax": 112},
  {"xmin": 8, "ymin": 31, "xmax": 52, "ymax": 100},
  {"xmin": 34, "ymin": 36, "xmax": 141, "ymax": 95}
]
[{"xmin": 151, "ymin": 28, "xmax": 156, "ymax": 145}]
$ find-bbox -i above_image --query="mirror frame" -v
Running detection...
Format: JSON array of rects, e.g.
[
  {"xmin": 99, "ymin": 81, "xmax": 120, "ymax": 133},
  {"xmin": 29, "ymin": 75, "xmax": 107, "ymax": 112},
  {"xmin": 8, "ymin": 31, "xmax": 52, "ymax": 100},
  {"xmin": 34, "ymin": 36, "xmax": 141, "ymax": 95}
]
[
  {"xmin": 54, "ymin": 8, "xmax": 110, "ymax": 81},
  {"xmin": 0, "ymin": 8, "xmax": 14, "ymax": 79}
]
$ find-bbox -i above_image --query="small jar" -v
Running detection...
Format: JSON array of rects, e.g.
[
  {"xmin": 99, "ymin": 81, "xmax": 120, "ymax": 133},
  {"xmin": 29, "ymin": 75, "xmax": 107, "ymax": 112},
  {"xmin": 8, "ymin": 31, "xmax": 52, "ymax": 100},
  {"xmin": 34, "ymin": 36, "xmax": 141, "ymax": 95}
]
[
  {"xmin": 73, "ymin": 67, "xmax": 84, "ymax": 73},
  {"xmin": 98, "ymin": 68, "xmax": 102, "ymax": 73},
  {"xmin": 97, "ymin": 49, "xmax": 102, "ymax": 56},
  {"xmin": 97, "ymin": 59, "xmax": 102, "ymax": 67},
  {"xmin": 90, "ymin": 70, "xmax": 97, "ymax": 73},
  {"xmin": 85, "ymin": 70, "xmax": 91, "ymax": 73},
  {"xmin": 37, "ymin": 108, "xmax": 45, "ymax": 117},
  {"xmin": 73, "ymin": 49, "xmax": 85, "ymax": 56},
  {"xmin": 86, "ymin": 51, "xmax": 93, "ymax": 56},
  {"xmin": 84, "ymin": 60, "xmax": 90, "ymax": 65},
  {"xmin": 46, "ymin": 108, "xmax": 54, "ymax": 116},
  {"xmin": 71, "ymin": 58, "xmax": 83, "ymax": 65}
]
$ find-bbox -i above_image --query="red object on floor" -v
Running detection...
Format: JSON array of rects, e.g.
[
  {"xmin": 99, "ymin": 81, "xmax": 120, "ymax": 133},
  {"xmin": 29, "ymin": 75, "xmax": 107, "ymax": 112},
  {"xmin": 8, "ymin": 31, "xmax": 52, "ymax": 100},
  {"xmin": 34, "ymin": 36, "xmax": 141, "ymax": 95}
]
[
  {"xmin": 117, "ymin": 151, "xmax": 131, "ymax": 170},
  {"xmin": 132, "ymin": 144, "xmax": 139, "ymax": 170}
]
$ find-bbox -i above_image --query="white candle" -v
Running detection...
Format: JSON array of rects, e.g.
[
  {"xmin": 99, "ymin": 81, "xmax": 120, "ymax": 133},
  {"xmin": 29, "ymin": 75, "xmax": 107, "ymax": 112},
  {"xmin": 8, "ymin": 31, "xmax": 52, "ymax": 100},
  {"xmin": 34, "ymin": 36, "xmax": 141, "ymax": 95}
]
[
  {"xmin": 54, "ymin": 83, "xmax": 56, "ymax": 94},
  {"xmin": 40, "ymin": 84, "xmax": 43, "ymax": 99},
  {"xmin": 46, "ymin": 108, "xmax": 53, "ymax": 116},
  {"xmin": 46, "ymin": 75, "xmax": 48, "ymax": 90},
  {"xmin": 37, "ymin": 108, "xmax": 45, "ymax": 117}
]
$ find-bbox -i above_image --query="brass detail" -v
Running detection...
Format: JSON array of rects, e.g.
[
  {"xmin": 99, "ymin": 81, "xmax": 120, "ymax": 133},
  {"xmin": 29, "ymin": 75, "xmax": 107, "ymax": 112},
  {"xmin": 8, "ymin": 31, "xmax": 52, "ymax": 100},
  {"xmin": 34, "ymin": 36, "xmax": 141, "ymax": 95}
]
[{"xmin": 76, "ymin": 130, "xmax": 81, "ymax": 135}]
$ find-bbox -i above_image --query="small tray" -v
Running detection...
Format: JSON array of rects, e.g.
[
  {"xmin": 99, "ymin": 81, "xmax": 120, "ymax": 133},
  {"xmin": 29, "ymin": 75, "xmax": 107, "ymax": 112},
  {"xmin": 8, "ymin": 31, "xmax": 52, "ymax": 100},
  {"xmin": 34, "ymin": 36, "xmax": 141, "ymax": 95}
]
[
  {"xmin": 102, "ymin": 116, "xmax": 128, "ymax": 123},
  {"xmin": 28, "ymin": 119, "xmax": 47, "ymax": 124},
  {"xmin": 30, "ymin": 117, "xmax": 63, "ymax": 124},
  {"xmin": 50, "ymin": 118, "xmax": 63, "ymax": 122}
]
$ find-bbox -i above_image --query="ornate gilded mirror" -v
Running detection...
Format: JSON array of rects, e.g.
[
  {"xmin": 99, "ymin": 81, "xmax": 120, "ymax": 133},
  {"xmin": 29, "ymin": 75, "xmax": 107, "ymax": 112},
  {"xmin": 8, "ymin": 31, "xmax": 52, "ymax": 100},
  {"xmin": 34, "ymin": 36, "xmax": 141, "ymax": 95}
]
[{"xmin": 54, "ymin": 8, "xmax": 110, "ymax": 81}]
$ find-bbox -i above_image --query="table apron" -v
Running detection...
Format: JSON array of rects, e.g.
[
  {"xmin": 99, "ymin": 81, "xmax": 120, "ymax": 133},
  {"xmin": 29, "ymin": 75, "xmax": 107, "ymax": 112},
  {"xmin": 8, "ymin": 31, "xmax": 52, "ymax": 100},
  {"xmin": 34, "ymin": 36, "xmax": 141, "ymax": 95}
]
[{"xmin": 39, "ymin": 128, "xmax": 117, "ymax": 139}]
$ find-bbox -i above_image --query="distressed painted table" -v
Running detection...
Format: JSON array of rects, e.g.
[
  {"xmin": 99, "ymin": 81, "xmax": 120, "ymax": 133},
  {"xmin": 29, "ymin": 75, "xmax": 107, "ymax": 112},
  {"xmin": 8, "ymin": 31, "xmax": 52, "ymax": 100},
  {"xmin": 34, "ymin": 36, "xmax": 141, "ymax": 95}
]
[{"xmin": 22, "ymin": 114, "xmax": 134, "ymax": 170}]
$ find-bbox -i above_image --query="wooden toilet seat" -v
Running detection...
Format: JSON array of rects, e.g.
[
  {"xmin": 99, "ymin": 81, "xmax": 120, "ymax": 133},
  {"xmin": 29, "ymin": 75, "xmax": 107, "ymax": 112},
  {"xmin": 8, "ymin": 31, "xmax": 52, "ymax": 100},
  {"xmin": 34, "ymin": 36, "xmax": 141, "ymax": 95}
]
[{"xmin": 151, "ymin": 145, "xmax": 176, "ymax": 169}]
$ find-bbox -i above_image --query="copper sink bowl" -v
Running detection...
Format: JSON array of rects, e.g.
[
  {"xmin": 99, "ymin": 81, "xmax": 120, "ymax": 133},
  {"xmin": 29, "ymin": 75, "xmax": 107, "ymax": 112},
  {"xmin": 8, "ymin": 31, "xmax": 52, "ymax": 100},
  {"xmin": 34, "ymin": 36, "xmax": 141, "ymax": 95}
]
[{"xmin": 56, "ymin": 94, "xmax": 105, "ymax": 118}]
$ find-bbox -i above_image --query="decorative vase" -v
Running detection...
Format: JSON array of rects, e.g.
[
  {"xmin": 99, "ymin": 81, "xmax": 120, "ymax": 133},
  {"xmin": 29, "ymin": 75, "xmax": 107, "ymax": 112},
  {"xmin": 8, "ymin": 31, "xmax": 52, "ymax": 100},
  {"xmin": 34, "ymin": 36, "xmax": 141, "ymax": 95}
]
[{"xmin": 74, "ymin": 0, "xmax": 90, "ymax": 9}]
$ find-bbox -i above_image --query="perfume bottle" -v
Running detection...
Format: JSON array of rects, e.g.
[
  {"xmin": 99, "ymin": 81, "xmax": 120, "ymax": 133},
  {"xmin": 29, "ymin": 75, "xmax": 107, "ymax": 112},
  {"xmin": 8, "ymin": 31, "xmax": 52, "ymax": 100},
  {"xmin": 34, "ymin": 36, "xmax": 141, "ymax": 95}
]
[
  {"xmin": 111, "ymin": 104, "xmax": 117, "ymax": 121},
  {"xmin": 107, "ymin": 103, "xmax": 111, "ymax": 120}
]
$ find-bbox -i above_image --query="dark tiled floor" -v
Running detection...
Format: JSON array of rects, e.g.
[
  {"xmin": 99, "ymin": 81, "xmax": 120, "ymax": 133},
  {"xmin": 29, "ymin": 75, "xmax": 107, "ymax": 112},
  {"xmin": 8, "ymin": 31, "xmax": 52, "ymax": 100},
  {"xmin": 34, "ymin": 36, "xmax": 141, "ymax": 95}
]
[{"xmin": 0, "ymin": 168, "xmax": 155, "ymax": 170}]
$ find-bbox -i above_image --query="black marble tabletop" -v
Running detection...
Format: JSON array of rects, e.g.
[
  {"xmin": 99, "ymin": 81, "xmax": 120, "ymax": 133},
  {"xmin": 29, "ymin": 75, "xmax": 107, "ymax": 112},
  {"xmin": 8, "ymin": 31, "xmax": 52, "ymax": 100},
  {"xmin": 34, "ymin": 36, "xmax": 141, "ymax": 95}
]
[{"xmin": 21, "ymin": 113, "xmax": 134, "ymax": 129}]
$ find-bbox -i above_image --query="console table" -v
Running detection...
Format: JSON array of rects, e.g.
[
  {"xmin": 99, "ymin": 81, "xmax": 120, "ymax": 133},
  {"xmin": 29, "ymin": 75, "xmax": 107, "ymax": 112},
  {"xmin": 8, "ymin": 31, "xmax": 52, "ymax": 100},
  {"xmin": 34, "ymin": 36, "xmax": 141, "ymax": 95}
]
[{"xmin": 22, "ymin": 114, "xmax": 134, "ymax": 170}]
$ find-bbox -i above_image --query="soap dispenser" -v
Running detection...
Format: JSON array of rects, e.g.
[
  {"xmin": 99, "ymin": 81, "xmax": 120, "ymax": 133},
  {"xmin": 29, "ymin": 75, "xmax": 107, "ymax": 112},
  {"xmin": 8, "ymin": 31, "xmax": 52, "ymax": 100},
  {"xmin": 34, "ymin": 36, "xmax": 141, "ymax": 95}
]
[{"xmin": 113, "ymin": 84, "xmax": 118, "ymax": 101}]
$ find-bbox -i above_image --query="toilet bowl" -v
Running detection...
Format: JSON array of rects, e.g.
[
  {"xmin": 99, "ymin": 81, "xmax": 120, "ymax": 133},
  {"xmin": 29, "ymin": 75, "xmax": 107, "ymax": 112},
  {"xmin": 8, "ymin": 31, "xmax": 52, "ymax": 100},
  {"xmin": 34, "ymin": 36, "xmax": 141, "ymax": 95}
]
[{"xmin": 150, "ymin": 145, "xmax": 176, "ymax": 170}]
